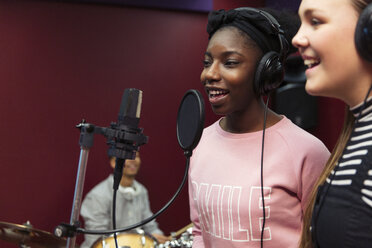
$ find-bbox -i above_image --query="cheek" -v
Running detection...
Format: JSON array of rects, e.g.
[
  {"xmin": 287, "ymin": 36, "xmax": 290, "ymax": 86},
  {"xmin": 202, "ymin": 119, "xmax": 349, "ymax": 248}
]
[
  {"xmin": 236, "ymin": 74, "xmax": 255, "ymax": 93},
  {"xmin": 227, "ymin": 73, "xmax": 256, "ymax": 100},
  {"xmin": 322, "ymin": 44, "xmax": 359, "ymax": 85},
  {"xmin": 200, "ymin": 70, "xmax": 206, "ymax": 83},
  {"xmin": 305, "ymin": 26, "xmax": 359, "ymax": 97},
  {"xmin": 226, "ymin": 67, "xmax": 254, "ymax": 85}
]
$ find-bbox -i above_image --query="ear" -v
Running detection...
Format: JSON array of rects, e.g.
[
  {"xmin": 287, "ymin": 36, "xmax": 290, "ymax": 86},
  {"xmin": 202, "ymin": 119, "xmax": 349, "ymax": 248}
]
[{"xmin": 110, "ymin": 157, "xmax": 116, "ymax": 169}]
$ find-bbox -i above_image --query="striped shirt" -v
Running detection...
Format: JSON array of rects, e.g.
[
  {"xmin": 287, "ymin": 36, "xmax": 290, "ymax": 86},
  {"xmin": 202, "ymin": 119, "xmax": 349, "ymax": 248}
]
[
  {"xmin": 312, "ymin": 97, "xmax": 372, "ymax": 248},
  {"xmin": 326, "ymin": 98, "xmax": 372, "ymax": 207}
]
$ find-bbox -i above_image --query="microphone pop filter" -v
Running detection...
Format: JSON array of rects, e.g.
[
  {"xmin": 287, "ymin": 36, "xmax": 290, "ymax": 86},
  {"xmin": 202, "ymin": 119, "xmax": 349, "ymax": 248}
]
[{"xmin": 176, "ymin": 89, "xmax": 205, "ymax": 152}]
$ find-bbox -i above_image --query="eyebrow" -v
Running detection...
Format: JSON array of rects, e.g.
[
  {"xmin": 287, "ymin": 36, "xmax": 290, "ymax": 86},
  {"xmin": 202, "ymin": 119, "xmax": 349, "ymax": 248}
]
[
  {"xmin": 301, "ymin": 7, "xmax": 326, "ymax": 18},
  {"xmin": 204, "ymin": 51, "xmax": 245, "ymax": 57},
  {"xmin": 299, "ymin": 7, "xmax": 314, "ymax": 18}
]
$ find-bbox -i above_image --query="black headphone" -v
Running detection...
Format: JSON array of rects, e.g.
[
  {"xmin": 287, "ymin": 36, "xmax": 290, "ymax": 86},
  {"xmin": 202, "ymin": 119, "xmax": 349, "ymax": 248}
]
[
  {"xmin": 355, "ymin": 3, "xmax": 372, "ymax": 62},
  {"xmin": 236, "ymin": 7, "xmax": 289, "ymax": 95}
]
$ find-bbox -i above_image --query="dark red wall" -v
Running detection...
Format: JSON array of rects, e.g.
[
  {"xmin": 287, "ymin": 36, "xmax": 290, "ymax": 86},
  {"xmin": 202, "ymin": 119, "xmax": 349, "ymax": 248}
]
[
  {"xmin": 214, "ymin": 0, "xmax": 263, "ymax": 9},
  {"xmin": 0, "ymin": 0, "xmax": 211, "ymax": 246},
  {"xmin": 0, "ymin": 0, "xmax": 343, "ymax": 247}
]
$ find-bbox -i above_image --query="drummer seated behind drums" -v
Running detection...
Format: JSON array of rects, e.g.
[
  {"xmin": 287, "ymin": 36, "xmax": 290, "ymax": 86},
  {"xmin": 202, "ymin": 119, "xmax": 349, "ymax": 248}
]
[{"xmin": 80, "ymin": 151, "xmax": 169, "ymax": 247}]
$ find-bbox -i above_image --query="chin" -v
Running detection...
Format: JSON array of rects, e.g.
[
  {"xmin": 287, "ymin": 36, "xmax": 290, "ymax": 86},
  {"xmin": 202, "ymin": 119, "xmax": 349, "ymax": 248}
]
[
  {"xmin": 211, "ymin": 106, "xmax": 227, "ymax": 116},
  {"xmin": 124, "ymin": 173, "xmax": 137, "ymax": 178},
  {"xmin": 305, "ymin": 80, "xmax": 324, "ymax": 97}
]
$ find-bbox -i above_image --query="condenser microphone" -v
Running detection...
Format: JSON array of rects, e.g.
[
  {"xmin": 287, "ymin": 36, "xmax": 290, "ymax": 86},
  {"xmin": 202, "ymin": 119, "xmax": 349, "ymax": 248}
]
[
  {"xmin": 112, "ymin": 88, "xmax": 144, "ymax": 191},
  {"xmin": 118, "ymin": 88, "xmax": 143, "ymax": 129}
]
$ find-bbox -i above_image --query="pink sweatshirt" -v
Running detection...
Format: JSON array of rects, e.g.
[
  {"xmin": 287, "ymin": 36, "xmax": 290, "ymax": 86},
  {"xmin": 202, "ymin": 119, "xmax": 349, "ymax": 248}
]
[{"xmin": 189, "ymin": 117, "xmax": 330, "ymax": 248}]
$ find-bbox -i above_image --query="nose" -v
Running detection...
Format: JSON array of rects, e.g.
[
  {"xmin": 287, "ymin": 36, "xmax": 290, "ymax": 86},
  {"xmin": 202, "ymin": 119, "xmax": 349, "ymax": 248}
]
[
  {"xmin": 292, "ymin": 26, "xmax": 308, "ymax": 50},
  {"xmin": 201, "ymin": 62, "xmax": 221, "ymax": 85}
]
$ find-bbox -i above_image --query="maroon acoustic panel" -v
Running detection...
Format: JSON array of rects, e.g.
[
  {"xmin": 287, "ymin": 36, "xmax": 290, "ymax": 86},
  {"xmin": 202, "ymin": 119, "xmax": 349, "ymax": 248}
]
[
  {"xmin": 213, "ymin": 0, "xmax": 264, "ymax": 10},
  {"xmin": 0, "ymin": 1, "xmax": 212, "ymax": 247},
  {"xmin": 63, "ymin": 0, "xmax": 213, "ymax": 12}
]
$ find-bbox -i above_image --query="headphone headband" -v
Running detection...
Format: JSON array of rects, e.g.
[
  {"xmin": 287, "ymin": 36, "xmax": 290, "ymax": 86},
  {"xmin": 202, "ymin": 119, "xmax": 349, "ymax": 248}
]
[
  {"xmin": 236, "ymin": 7, "xmax": 280, "ymax": 30},
  {"xmin": 234, "ymin": 7, "xmax": 289, "ymax": 61}
]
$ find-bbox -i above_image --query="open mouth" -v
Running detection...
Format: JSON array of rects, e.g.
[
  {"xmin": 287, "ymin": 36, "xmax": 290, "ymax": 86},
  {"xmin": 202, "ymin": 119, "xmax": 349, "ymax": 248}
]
[
  {"xmin": 207, "ymin": 89, "xmax": 229, "ymax": 99},
  {"xmin": 304, "ymin": 58, "xmax": 320, "ymax": 69}
]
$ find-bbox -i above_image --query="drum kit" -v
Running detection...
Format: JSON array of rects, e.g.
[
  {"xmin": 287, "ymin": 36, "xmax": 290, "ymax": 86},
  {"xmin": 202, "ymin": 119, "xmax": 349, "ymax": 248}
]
[
  {"xmin": 0, "ymin": 221, "xmax": 193, "ymax": 248},
  {"xmin": 92, "ymin": 223, "xmax": 193, "ymax": 248}
]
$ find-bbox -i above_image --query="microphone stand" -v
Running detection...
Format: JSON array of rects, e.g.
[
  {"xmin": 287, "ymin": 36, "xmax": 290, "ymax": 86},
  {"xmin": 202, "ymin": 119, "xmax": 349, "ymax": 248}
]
[
  {"xmin": 66, "ymin": 121, "xmax": 95, "ymax": 248},
  {"xmin": 54, "ymin": 120, "xmax": 148, "ymax": 248}
]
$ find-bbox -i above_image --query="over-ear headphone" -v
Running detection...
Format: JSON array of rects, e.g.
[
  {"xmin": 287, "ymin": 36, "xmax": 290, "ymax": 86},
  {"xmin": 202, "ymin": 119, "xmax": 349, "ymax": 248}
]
[
  {"xmin": 236, "ymin": 7, "xmax": 289, "ymax": 95},
  {"xmin": 355, "ymin": 3, "xmax": 372, "ymax": 62}
]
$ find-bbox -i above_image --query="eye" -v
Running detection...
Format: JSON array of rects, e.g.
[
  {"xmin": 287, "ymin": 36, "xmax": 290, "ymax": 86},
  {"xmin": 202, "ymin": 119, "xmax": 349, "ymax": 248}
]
[
  {"xmin": 224, "ymin": 60, "xmax": 239, "ymax": 67},
  {"xmin": 203, "ymin": 59, "xmax": 212, "ymax": 68},
  {"xmin": 310, "ymin": 17, "xmax": 322, "ymax": 26}
]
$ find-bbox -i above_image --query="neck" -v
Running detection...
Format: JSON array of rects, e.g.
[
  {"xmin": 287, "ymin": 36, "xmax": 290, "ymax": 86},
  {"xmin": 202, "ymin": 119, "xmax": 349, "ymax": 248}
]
[
  {"xmin": 120, "ymin": 176, "xmax": 134, "ymax": 187},
  {"xmin": 220, "ymin": 99, "xmax": 281, "ymax": 133}
]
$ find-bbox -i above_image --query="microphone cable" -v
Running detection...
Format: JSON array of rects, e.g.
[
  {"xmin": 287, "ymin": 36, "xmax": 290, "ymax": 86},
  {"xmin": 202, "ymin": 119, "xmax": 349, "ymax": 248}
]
[
  {"xmin": 260, "ymin": 94, "xmax": 270, "ymax": 248},
  {"xmin": 112, "ymin": 157, "xmax": 126, "ymax": 248},
  {"xmin": 112, "ymin": 189, "xmax": 119, "ymax": 248}
]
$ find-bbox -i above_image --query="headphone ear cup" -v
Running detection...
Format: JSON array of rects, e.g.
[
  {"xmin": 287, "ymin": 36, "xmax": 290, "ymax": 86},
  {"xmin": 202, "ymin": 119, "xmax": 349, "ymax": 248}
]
[
  {"xmin": 355, "ymin": 4, "xmax": 372, "ymax": 62},
  {"xmin": 254, "ymin": 51, "xmax": 284, "ymax": 95}
]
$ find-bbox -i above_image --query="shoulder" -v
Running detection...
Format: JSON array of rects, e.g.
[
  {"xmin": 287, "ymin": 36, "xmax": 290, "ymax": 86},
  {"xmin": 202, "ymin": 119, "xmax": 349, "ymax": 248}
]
[
  {"xmin": 85, "ymin": 175, "xmax": 113, "ymax": 199},
  {"xmin": 192, "ymin": 120, "xmax": 222, "ymax": 155},
  {"xmin": 81, "ymin": 176, "xmax": 113, "ymax": 212},
  {"xmin": 276, "ymin": 117, "xmax": 326, "ymax": 145},
  {"xmin": 198, "ymin": 119, "xmax": 222, "ymax": 142},
  {"xmin": 272, "ymin": 118, "xmax": 329, "ymax": 191},
  {"xmin": 274, "ymin": 117, "xmax": 330, "ymax": 156},
  {"xmin": 202, "ymin": 119, "xmax": 219, "ymax": 135}
]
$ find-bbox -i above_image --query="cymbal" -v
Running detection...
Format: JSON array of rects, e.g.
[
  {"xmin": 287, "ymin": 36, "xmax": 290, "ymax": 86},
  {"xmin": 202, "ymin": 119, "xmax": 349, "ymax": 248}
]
[{"xmin": 0, "ymin": 221, "xmax": 67, "ymax": 248}]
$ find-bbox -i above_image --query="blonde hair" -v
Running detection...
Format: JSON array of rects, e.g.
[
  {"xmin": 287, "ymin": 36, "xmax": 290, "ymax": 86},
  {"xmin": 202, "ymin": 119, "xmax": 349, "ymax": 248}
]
[{"xmin": 297, "ymin": 0, "xmax": 372, "ymax": 245}]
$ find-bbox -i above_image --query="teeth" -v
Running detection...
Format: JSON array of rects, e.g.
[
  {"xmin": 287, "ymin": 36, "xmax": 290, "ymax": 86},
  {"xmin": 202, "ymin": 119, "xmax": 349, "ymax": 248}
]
[
  {"xmin": 209, "ymin": 89, "xmax": 228, "ymax": 97},
  {"xmin": 304, "ymin": 59, "xmax": 320, "ymax": 68}
]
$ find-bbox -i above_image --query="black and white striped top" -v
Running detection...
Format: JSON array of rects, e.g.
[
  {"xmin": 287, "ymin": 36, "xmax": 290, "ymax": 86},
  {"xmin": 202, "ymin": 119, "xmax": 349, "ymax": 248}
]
[
  {"xmin": 312, "ymin": 97, "xmax": 372, "ymax": 248},
  {"xmin": 326, "ymin": 97, "xmax": 372, "ymax": 208}
]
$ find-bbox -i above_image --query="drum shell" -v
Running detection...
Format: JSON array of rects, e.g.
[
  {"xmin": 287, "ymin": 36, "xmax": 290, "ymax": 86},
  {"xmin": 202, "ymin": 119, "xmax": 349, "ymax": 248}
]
[{"xmin": 92, "ymin": 231, "xmax": 156, "ymax": 248}]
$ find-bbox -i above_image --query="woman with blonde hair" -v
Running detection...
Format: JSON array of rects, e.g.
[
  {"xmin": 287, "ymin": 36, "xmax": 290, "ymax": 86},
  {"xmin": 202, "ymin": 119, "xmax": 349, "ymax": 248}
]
[{"xmin": 292, "ymin": 0, "xmax": 372, "ymax": 247}]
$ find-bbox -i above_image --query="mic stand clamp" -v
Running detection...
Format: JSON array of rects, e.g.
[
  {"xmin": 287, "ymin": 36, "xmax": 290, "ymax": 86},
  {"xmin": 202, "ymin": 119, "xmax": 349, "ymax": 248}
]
[
  {"xmin": 76, "ymin": 121, "xmax": 95, "ymax": 147},
  {"xmin": 104, "ymin": 122, "xmax": 148, "ymax": 160},
  {"xmin": 54, "ymin": 221, "xmax": 81, "ymax": 238}
]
